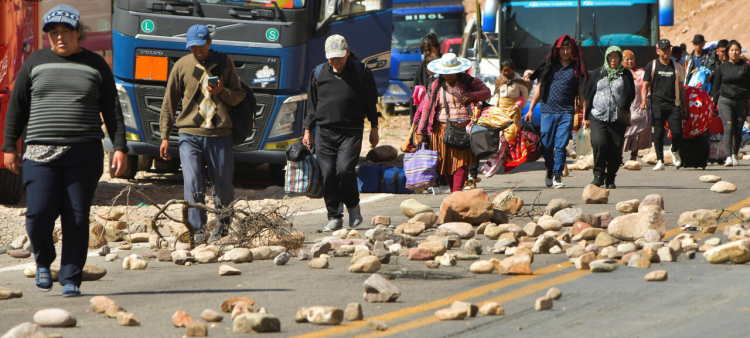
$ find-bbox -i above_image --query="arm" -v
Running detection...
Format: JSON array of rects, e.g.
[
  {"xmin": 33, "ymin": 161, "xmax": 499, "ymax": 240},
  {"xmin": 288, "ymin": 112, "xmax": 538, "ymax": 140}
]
[
  {"xmin": 302, "ymin": 69, "xmax": 318, "ymax": 147},
  {"xmin": 582, "ymin": 71, "xmax": 597, "ymax": 122},
  {"xmin": 159, "ymin": 61, "xmax": 183, "ymax": 160},
  {"xmin": 710, "ymin": 65, "xmax": 722, "ymax": 103},
  {"xmin": 468, "ymin": 77, "xmax": 491, "ymax": 102},
  {"xmin": 623, "ymin": 69, "xmax": 636, "ymax": 107},
  {"xmin": 416, "ymin": 82, "xmax": 436, "ymax": 135},
  {"xmin": 1, "ymin": 62, "xmax": 32, "ymax": 153},
  {"xmin": 98, "ymin": 59, "xmax": 128, "ymax": 153},
  {"xmin": 363, "ymin": 67, "xmax": 380, "ymax": 147},
  {"xmin": 525, "ymin": 82, "xmax": 542, "ymax": 122},
  {"xmin": 217, "ymin": 55, "xmax": 246, "ymax": 106}
]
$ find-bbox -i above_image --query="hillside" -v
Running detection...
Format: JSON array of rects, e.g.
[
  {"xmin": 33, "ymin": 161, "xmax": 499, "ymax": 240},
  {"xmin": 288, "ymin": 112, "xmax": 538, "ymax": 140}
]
[{"xmin": 660, "ymin": 0, "xmax": 749, "ymax": 53}]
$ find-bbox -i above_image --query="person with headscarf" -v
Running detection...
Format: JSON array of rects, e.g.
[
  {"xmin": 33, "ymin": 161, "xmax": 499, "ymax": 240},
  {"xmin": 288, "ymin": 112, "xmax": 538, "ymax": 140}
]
[
  {"xmin": 583, "ymin": 46, "xmax": 635, "ymax": 189},
  {"xmin": 525, "ymin": 35, "xmax": 588, "ymax": 189},
  {"xmin": 621, "ymin": 50, "xmax": 652, "ymax": 162}
]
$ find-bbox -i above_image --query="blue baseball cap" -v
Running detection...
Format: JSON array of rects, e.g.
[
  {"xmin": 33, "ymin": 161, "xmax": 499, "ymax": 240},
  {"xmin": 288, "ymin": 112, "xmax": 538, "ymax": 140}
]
[
  {"xmin": 186, "ymin": 25, "xmax": 211, "ymax": 49},
  {"xmin": 42, "ymin": 4, "xmax": 81, "ymax": 33}
]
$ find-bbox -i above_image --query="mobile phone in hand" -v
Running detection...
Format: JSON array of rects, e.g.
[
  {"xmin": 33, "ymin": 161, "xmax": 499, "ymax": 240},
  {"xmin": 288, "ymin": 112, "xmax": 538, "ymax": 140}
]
[{"xmin": 207, "ymin": 76, "xmax": 219, "ymax": 85}]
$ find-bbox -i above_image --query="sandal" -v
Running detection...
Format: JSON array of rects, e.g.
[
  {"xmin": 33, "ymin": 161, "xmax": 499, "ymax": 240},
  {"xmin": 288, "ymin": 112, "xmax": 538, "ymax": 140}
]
[
  {"xmin": 36, "ymin": 267, "xmax": 52, "ymax": 292},
  {"xmin": 62, "ymin": 284, "xmax": 81, "ymax": 297}
]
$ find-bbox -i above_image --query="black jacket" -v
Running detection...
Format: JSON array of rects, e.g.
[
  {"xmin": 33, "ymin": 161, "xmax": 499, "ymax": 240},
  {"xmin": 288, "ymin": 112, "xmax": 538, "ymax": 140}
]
[
  {"xmin": 710, "ymin": 59, "xmax": 750, "ymax": 101},
  {"xmin": 304, "ymin": 57, "xmax": 380, "ymax": 130},
  {"xmin": 584, "ymin": 67, "xmax": 636, "ymax": 121}
]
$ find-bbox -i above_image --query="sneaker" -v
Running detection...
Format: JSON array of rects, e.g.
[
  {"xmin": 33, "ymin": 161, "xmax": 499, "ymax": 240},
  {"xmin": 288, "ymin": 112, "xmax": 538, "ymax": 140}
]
[
  {"xmin": 590, "ymin": 176, "xmax": 604, "ymax": 187},
  {"xmin": 672, "ymin": 150, "xmax": 682, "ymax": 167},
  {"xmin": 653, "ymin": 160, "xmax": 665, "ymax": 171},
  {"xmin": 732, "ymin": 155, "xmax": 739, "ymax": 166},
  {"xmin": 429, "ymin": 187, "xmax": 441, "ymax": 195},
  {"xmin": 552, "ymin": 175, "xmax": 565, "ymax": 189},
  {"xmin": 464, "ymin": 178, "xmax": 477, "ymax": 190},
  {"xmin": 606, "ymin": 183, "xmax": 617, "ymax": 189},
  {"xmin": 724, "ymin": 157, "xmax": 733, "ymax": 167},
  {"xmin": 348, "ymin": 204, "xmax": 363, "ymax": 228},
  {"xmin": 62, "ymin": 284, "xmax": 81, "ymax": 297},
  {"xmin": 35, "ymin": 267, "xmax": 52, "ymax": 292},
  {"xmin": 193, "ymin": 229, "xmax": 207, "ymax": 245},
  {"xmin": 323, "ymin": 218, "xmax": 343, "ymax": 232},
  {"xmin": 545, "ymin": 169, "xmax": 553, "ymax": 188}
]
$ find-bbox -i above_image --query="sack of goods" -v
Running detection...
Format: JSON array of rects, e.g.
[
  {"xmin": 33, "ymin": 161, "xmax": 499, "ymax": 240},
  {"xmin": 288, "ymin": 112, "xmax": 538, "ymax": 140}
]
[
  {"xmin": 284, "ymin": 142, "xmax": 323, "ymax": 198},
  {"xmin": 357, "ymin": 165, "xmax": 413, "ymax": 194},
  {"xmin": 403, "ymin": 145, "xmax": 438, "ymax": 190},
  {"xmin": 476, "ymin": 106, "xmax": 515, "ymax": 130},
  {"xmin": 470, "ymin": 124, "xmax": 501, "ymax": 159},
  {"xmin": 520, "ymin": 121, "xmax": 542, "ymax": 162}
]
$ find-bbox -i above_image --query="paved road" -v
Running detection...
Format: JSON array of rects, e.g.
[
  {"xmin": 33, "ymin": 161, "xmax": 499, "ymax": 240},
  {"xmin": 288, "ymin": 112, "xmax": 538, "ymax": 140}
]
[{"xmin": 2, "ymin": 158, "xmax": 749, "ymax": 337}]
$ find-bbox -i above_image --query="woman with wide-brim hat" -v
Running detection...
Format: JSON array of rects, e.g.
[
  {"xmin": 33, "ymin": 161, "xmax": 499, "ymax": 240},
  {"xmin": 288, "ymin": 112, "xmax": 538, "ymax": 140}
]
[{"xmin": 415, "ymin": 54, "xmax": 491, "ymax": 193}]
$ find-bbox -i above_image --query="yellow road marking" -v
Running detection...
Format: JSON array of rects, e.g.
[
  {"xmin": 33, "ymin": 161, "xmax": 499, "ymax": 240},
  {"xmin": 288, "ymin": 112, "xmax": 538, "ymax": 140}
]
[
  {"xmin": 354, "ymin": 270, "xmax": 592, "ymax": 338},
  {"xmin": 291, "ymin": 262, "xmax": 572, "ymax": 338},
  {"xmin": 298, "ymin": 196, "xmax": 750, "ymax": 338}
]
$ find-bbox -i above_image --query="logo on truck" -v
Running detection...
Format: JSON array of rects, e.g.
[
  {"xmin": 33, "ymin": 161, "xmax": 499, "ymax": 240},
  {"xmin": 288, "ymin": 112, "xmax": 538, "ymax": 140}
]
[
  {"xmin": 266, "ymin": 28, "xmax": 279, "ymax": 42},
  {"xmin": 141, "ymin": 19, "xmax": 155, "ymax": 33}
]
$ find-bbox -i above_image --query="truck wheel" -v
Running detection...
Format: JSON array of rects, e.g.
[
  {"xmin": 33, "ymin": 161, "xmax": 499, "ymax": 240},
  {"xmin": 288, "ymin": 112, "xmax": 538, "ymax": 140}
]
[
  {"xmin": 108, "ymin": 152, "xmax": 139, "ymax": 179},
  {"xmin": 137, "ymin": 155, "xmax": 153, "ymax": 172},
  {"xmin": 153, "ymin": 158, "xmax": 181, "ymax": 173},
  {"xmin": 0, "ymin": 169, "xmax": 23, "ymax": 205},
  {"xmin": 269, "ymin": 163, "xmax": 286, "ymax": 187},
  {"xmin": 382, "ymin": 103, "xmax": 395, "ymax": 117}
]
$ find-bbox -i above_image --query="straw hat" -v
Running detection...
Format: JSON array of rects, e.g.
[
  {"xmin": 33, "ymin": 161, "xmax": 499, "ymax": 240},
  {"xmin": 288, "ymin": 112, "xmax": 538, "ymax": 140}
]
[{"xmin": 427, "ymin": 53, "xmax": 472, "ymax": 75}]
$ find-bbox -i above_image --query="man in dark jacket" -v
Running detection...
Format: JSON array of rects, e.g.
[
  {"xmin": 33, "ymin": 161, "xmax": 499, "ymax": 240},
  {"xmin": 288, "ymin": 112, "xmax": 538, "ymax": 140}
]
[
  {"xmin": 302, "ymin": 35, "xmax": 380, "ymax": 232},
  {"xmin": 685, "ymin": 34, "xmax": 719, "ymax": 85}
]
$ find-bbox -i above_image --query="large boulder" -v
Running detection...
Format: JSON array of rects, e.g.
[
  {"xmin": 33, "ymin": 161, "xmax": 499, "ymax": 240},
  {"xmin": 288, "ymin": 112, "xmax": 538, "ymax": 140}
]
[
  {"xmin": 704, "ymin": 239, "xmax": 750, "ymax": 264},
  {"xmin": 582, "ymin": 185, "xmax": 609, "ymax": 204},
  {"xmin": 440, "ymin": 189, "xmax": 494, "ymax": 224},
  {"xmin": 678, "ymin": 209, "xmax": 720, "ymax": 228},
  {"xmin": 400, "ymin": 199, "xmax": 433, "ymax": 218},
  {"xmin": 608, "ymin": 206, "xmax": 666, "ymax": 241}
]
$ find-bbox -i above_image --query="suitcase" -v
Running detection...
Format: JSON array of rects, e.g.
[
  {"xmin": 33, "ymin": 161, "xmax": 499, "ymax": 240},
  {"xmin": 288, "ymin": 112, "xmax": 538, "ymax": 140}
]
[
  {"xmin": 708, "ymin": 134, "xmax": 725, "ymax": 165},
  {"xmin": 470, "ymin": 124, "xmax": 500, "ymax": 159},
  {"xmin": 677, "ymin": 132, "xmax": 709, "ymax": 169},
  {"xmin": 357, "ymin": 165, "xmax": 413, "ymax": 194}
]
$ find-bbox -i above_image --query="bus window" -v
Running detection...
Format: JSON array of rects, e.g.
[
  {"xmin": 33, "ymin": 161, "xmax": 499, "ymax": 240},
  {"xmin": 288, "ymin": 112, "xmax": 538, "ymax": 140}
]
[
  {"xmin": 184, "ymin": 0, "xmax": 307, "ymax": 9},
  {"xmin": 392, "ymin": 11, "xmax": 462, "ymax": 50},
  {"xmin": 318, "ymin": 0, "xmax": 384, "ymax": 24}
]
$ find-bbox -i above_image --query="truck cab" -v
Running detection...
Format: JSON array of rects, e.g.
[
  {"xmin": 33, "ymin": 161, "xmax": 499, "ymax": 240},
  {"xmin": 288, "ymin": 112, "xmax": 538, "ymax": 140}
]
[
  {"xmin": 108, "ymin": 0, "xmax": 392, "ymax": 180},
  {"xmin": 0, "ymin": 0, "xmax": 39, "ymax": 205},
  {"xmin": 382, "ymin": 0, "xmax": 463, "ymax": 115}
]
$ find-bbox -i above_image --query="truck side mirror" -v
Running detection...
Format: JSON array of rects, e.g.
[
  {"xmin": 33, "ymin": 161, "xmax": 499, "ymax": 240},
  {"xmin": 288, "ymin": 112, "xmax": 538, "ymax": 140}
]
[{"xmin": 465, "ymin": 48, "xmax": 477, "ymax": 60}]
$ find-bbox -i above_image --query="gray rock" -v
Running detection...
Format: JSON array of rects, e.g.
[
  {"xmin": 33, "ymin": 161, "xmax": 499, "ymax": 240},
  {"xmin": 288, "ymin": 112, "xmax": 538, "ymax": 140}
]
[
  {"xmin": 589, "ymin": 259, "xmax": 619, "ymax": 273},
  {"xmin": 0, "ymin": 245, "xmax": 12, "ymax": 255},
  {"xmin": 274, "ymin": 252, "xmax": 290, "ymax": 266},
  {"xmin": 363, "ymin": 273, "xmax": 400, "ymax": 303},
  {"xmin": 344, "ymin": 303, "xmax": 363, "ymax": 321},
  {"xmin": 232, "ymin": 313, "xmax": 281, "ymax": 333},
  {"xmin": 297, "ymin": 249, "xmax": 312, "ymax": 260},
  {"xmin": 545, "ymin": 199, "xmax": 571, "ymax": 216},
  {"xmin": 98, "ymin": 245, "xmax": 111, "ymax": 256},
  {"xmin": 1, "ymin": 322, "xmax": 38, "ymax": 338},
  {"xmin": 312, "ymin": 242, "xmax": 331, "ymax": 258},
  {"xmin": 33, "ymin": 308, "xmax": 77, "ymax": 327},
  {"xmin": 464, "ymin": 239, "xmax": 482, "ymax": 255},
  {"xmin": 553, "ymin": 208, "xmax": 584, "ymax": 227}
]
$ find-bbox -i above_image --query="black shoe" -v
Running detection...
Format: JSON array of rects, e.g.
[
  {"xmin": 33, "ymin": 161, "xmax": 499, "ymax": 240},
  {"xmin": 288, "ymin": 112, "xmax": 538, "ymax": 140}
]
[
  {"xmin": 590, "ymin": 176, "xmax": 605, "ymax": 187},
  {"xmin": 606, "ymin": 183, "xmax": 617, "ymax": 189},
  {"xmin": 545, "ymin": 169, "xmax": 553, "ymax": 188}
]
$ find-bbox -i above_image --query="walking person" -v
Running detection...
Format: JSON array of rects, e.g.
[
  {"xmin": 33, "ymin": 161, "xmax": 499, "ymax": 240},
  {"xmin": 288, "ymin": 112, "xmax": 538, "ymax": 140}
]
[
  {"xmin": 526, "ymin": 35, "xmax": 588, "ymax": 189},
  {"xmin": 415, "ymin": 54, "xmax": 491, "ymax": 193},
  {"xmin": 621, "ymin": 50, "xmax": 652, "ymax": 162},
  {"xmin": 160, "ymin": 25, "xmax": 246, "ymax": 242},
  {"xmin": 411, "ymin": 33, "xmax": 442, "ymax": 123},
  {"xmin": 302, "ymin": 35, "xmax": 380, "ymax": 232},
  {"xmin": 685, "ymin": 34, "xmax": 719, "ymax": 85},
  {"xmin": 642, "ymin": 39, "xmax": 687, "ymax": 170},
  {"xmin": 711, "ymin": 40, "xmax": 750, "ymax": 167},
  {"xmin": 583, "ymin": 46, "xmax": 635, "ymax": 189},
  {"xmin": 2, "ymin": 5, "xmax": 128, "ymax": 297}
]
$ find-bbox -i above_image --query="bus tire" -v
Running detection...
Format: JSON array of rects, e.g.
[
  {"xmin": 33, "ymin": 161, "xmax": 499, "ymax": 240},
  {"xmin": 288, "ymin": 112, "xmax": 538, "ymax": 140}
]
[
  {"xmin": 383, "ymin": 103, "xmax": 395, "ymax": 116},
  {"xmin": 0, "ymin": 168, "xmax": 23, "ymax": 205},
  {"xmin": 153, "ymin": 158, "xmax": 181, "ymax": 173},
  {"xmin": 108, "ymin": 152, "xmax": 138, "ymax": 179}
]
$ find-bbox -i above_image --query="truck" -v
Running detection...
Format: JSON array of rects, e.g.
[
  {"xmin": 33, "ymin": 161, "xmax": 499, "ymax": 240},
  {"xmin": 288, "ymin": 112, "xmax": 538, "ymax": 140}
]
[
  {"xmin": 463, "ymin": 0, "xmax": 661, "ymax": 125},
  {"xmin": 382, "ymin": 0, "xmax": 464, "ymax": 115},
  {"xmin": 0, "ymin": 0, "xmax": 39, "ymax": 205},
  {"xmin": 107, "ymin": 0, "xmax": 393, "ymax": 181}
]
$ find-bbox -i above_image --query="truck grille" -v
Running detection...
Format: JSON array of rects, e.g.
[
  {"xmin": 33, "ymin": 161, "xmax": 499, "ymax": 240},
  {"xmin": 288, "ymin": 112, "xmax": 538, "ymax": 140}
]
[
  {"xmin": 398, "ymin": 61, "xmax": 421, "ymax": 81},
  {"xmin": 134, "ymin": 84, "xmax": 274, "ymax": 152}
]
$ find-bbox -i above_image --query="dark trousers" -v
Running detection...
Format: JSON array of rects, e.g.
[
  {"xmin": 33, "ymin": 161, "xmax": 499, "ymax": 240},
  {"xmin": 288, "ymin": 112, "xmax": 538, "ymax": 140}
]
[
  {"xmin": 590, "ymin": 119, "xmax": 626, "ymax": 181},
  {"xmin": 316, "ymin": 126, "xmax": 362, "ymax": 220},
  {"xmin": 652, "ymin": 105, "xmax": 683, "ymax": 161},
  {"xmin": 179, "ymin": 134, "xmax": 235, "ymax": 230},
  {"xmin": 23, "ymin": 142, "xmax": 103, "ymax": 287},
  {"xmin": 718, "ymin": 96, "xmax": 749, "ymax": 156}
]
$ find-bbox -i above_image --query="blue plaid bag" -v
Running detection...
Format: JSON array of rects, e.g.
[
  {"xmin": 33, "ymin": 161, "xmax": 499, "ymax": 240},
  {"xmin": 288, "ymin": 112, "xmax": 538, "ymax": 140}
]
[{"xmin": 284, "ymin": 154, "xmax": 323, "ymax": 198}]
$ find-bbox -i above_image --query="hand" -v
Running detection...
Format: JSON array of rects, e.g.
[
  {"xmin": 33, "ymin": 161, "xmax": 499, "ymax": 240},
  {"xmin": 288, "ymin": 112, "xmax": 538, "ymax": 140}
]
[
  {"xmin": 524, "ymin": 113, "xmax": 533, "ymax": 122},
  {"xmin": 159, "ymin": 139, "xmax": 171, "ymax": 161},
  {"xmin": 302, "ymin": 130, "xmax": 314, "ymax": 148},
  {"xmin": 206, "ymin": 80, "xmax": 224, "ymax": 95},
  {"xmin": 369, "ymin": 128, "xmax": 379, "ymax": 147},
  {"xmin": 582, "ymin": 120, "xmax": 590, "ymax": 128},
  {"xmin": 461, "ymin": 93, "xmax": 472, "ymax": 104},
  {"xmin": 640, "ymin": 102, "xmax": 648, "ymax": 110},
  {"xmin": 3, "ymin": 152, "xmax": 21, "ymax": 174},
  {"xmin": 111, "ymin": 150, "xmax": 128, "ymax": 177},
  {"xmin": 523, "ymin": 75, "xmax": 531, "ymax": 82},
  {"xmin": 415, "ymin": 134, "xmax": 425, "ymax": 145}
]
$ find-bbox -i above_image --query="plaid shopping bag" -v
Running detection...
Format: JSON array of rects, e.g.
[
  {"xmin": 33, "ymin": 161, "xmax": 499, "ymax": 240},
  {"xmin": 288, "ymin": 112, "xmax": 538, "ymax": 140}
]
[
  {"xmin": 403, "ymin": 144, "xmax": 438, "ymax": 190},
  {"xmin": 284, "ymin": 154, "xmax": 323, "ymax": 198}
]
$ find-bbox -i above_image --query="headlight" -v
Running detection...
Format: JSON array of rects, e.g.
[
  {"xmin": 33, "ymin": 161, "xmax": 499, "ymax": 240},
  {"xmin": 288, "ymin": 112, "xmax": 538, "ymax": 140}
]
[
  {"xmin": 116, "ymin": 83, "xmax": 138, "ymax": 130},
  {"xmin": 388, "ymin": 83, "xmax": 407, "ymax": 96},
  {"xmin": 268, "ymin": 94, "xmax": 305, "ymax": 139}
]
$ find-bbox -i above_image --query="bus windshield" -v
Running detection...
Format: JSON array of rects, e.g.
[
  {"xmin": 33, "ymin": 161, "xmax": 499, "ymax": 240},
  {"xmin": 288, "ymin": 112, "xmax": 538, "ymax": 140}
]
[
  {"xmin": 179, "ymin": 0, "xmax": 306, "ymax": 9},
  {"xmin": 502, "ymin": 1, "xmax": 654, "ymax": 49},
  {"xmin": 392, "ymin": 11, "xmax": 462, "ymax": 50}
]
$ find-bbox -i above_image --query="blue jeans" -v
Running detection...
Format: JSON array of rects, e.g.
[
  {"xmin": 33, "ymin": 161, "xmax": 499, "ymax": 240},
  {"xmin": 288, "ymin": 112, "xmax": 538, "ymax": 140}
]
[
  {"xmin": 24, "ymin": 141, "xmax": 103, "ymax": 287},
  {"xmin": 540, "ymin": 113, "xmax": 573, "ymax": 175},
  {"xmin": 179, "ymin": 134, "xmax": 234, "ymax": 230}
]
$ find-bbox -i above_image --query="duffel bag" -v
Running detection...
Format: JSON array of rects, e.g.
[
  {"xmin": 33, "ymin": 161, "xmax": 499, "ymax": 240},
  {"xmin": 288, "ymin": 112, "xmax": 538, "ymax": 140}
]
[
  {"xmin": 470, "ymin": 124, "xmax": 500, "ymax": 159},
  {"xmin": 521, "ymin": 121, "xmax": 542, "ymax": 162},
  {"xmin": 357, "ymin": 165, "xmax": 413, "ymax": 194},
  {"xmin": 284, "ymin": 154, "xmax": 323, "ymax": 198}
]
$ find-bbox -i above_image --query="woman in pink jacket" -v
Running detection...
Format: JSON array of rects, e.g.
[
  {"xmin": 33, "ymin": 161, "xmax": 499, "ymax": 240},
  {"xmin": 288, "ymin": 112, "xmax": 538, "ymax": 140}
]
[{"xmin": 415, "ymin": 54, "xmax": 491, "ymax": 193}]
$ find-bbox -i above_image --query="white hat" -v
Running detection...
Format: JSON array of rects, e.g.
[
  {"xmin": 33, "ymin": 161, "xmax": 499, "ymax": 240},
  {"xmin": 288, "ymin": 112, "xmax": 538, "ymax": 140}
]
[
  {"xmin": 325, "ymin": 35, "xmax": 348, "ymax": 59},
  {"xmin": 427, "ymin": 53, "xmax": 472, "ymax": 75}
]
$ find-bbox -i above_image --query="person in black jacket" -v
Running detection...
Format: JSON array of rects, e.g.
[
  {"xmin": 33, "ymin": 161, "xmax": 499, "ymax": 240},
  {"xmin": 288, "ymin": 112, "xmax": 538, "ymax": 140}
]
[
  {"xmin": 710, "ymin": 40, "xmax": 750, "ymax": 167},
  {"xmin": 410, "ymin": 33, "xmax": 442, "ymax": 123},
  {"xmin": 583, "ymin": 46, "xmax": 635, "ymax": 189},
  {"xmin": 302, "ymin": 35, "xmax": 380, "ymax": 232}
]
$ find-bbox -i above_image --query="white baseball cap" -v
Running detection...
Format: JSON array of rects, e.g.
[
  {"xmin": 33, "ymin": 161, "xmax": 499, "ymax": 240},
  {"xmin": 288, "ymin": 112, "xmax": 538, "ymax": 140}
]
[{"xmin": 325, "ymin": 35, "xmax": 348, "ymax": 59}]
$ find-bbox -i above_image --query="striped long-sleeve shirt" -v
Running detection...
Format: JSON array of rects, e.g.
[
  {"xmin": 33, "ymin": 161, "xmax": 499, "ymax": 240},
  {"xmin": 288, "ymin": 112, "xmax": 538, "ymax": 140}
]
[{"xmin": 2, "ymin": 48, "xmax": 127, "ymax": 153}]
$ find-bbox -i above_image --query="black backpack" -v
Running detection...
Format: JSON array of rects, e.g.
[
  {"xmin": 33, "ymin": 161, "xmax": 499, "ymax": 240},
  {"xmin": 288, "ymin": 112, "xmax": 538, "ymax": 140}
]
[{"xmin": 216, "ymin": 54, "xmax": 257, "ymax": 146}]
